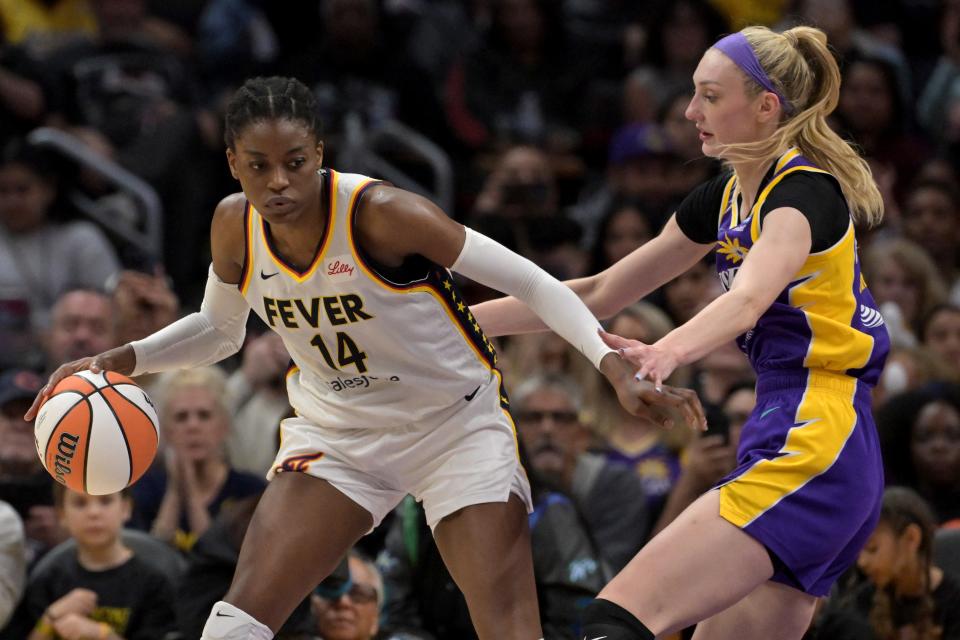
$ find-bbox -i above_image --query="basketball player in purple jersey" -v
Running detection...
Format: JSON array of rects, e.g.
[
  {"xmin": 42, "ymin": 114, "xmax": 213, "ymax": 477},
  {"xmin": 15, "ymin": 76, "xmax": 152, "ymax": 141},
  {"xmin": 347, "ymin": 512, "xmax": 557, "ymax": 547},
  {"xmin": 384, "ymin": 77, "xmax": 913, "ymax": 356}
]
[
  {"xmin": 26, "ymin": 76, "xmax": 704, "ymax": 640},
  {"xmin": 473, "ymin": 25, "xmax": 889, "ymax": 639}
]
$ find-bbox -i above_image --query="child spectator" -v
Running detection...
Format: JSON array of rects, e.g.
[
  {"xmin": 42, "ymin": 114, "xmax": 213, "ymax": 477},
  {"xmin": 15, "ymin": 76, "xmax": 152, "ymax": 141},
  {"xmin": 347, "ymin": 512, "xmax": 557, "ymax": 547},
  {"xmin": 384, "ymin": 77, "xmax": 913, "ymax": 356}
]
[{"xmin": 20, "ymin": 484, "xmax": 175, "ymax": 639}]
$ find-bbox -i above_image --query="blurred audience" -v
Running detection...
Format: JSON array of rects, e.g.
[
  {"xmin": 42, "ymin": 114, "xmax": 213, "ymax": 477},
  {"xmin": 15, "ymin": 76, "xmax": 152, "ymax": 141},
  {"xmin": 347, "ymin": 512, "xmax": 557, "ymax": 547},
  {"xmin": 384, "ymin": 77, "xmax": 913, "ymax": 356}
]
[
  {"xmin": 0, "ymin": 368, "xmax": 63, "ymax": 565},
  {"xmin": 877, "ymin": 385, "xmax": 960, "ymax": 527},
  {"xmin": 130, "ymin": 366, "xmax": 265, "ymax": 552}
]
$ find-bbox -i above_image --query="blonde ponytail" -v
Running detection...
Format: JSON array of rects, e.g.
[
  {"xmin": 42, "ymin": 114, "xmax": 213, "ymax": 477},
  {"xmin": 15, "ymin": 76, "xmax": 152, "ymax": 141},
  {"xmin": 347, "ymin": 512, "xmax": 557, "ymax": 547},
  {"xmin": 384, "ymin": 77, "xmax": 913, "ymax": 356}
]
[{"xmin": 717, "ymin": 26, "xmax": 884, "ymax": 227}]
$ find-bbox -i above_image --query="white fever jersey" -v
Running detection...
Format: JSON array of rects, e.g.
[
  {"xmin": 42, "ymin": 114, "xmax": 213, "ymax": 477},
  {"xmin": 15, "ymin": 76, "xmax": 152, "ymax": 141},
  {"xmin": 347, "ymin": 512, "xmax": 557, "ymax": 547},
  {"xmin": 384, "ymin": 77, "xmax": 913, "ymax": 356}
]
[{"xmin": 238, "ymin": 169, "xmax": 504, "ymax": 429}]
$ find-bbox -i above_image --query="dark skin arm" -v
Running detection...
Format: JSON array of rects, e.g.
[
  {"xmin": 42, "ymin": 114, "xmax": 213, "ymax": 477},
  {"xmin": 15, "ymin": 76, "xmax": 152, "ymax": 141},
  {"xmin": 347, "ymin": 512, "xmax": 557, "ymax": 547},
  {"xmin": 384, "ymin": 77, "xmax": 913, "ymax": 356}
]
[{"xmin": 355, "ymin": 185, "xmax": 706, "ymax": 429}]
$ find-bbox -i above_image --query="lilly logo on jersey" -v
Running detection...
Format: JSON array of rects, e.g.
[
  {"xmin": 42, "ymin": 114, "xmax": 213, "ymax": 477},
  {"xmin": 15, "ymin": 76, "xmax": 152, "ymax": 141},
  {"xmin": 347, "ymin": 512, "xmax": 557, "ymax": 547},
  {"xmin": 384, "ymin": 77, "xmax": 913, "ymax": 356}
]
[{"xmin": 325, "ymin": 255, "xmax": 358, "ymax": 282}]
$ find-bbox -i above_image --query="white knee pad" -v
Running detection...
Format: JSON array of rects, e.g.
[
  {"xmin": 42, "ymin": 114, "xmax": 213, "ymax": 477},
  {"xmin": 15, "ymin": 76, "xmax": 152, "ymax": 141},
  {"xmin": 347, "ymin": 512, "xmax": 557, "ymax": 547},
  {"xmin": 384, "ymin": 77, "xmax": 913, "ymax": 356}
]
[{"xmin": 200, "ymin": 601, "xmax": 273, "ymax": 640}]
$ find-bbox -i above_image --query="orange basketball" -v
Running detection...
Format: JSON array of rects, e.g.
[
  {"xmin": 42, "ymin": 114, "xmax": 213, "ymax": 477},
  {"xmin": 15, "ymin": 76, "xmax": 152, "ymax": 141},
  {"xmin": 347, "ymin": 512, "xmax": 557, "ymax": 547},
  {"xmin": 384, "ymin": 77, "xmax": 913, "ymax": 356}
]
[{"xmin": 34, "ymin": 370, "xmax": 159, "ymax": 495}]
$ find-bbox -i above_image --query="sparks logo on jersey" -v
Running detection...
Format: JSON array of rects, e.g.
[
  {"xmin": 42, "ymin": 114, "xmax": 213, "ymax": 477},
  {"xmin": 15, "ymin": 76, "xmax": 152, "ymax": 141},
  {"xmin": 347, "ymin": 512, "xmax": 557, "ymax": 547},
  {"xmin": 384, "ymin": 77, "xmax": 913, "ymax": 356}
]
[
  {"xmin": 717, "ymin": 234, "xmax": 748, "ymax": 264},
  {"xmin": 860, "ymin": 304, "xmax": 885, "ymax": 328},
  {"xmin": 324, "ymin": 255, "xmax": 358, "ymax": 282}
]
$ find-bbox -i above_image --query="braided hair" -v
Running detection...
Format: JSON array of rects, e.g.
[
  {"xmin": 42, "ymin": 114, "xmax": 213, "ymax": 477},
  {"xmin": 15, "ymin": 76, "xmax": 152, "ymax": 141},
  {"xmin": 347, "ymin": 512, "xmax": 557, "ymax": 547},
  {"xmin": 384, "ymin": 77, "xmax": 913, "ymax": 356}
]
[
  {"xmin": 223, "ymin": 77, "xmax": 321, "ymax": 149},
  {"xmin": 868, "ymin": 487, "xmax": 943, "ymax": 640}
]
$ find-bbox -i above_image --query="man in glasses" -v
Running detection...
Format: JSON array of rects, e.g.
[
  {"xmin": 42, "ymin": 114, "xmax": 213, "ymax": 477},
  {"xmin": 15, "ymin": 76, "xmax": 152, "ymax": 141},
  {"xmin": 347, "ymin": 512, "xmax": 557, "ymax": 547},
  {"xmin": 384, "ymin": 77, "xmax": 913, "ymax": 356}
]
[
  {"xmin": 311, "ymin": 551, "xmax": 383, "ymax": 640},
  {"xmin": 513, "ymin": 373, "xmax": 651, "ymax": 572}
]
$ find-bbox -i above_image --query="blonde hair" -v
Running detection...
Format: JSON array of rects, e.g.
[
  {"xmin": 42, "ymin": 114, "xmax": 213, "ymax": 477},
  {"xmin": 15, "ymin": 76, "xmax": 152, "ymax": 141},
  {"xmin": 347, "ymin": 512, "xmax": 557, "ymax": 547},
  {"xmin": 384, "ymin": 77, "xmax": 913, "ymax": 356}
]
[
  {"xmin": 863, "ymin": 238, "xmax": 949, "ymax": 331},
  {"xmin": 716, "ymin": 25, "xmax": 884, "ymax": 227},
  {"xmin": 156, "ymin": 366, "xmax": 230, "ymax": 418}
]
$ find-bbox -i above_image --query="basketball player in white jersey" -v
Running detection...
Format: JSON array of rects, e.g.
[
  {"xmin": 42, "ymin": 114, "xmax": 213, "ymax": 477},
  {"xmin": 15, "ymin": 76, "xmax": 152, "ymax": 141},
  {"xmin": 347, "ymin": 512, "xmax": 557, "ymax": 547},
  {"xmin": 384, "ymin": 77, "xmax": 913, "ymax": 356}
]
[{"xmin": 27, "ymin": 77, "xmax": 705, "ymax": 640}]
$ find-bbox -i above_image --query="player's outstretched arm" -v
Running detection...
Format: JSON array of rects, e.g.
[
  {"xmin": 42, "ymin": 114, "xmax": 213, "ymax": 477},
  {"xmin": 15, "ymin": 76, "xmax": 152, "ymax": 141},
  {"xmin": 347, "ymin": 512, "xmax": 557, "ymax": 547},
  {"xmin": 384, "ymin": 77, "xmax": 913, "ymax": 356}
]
[
  {"xmin": 605, "ymin": 207, "xmax": 812, "ymax": 390},
  {"xmin": 470, "ymin": 214, "xmax": 714, "ymax": 337},
  {"xmin": 26, "ymin": 196, "xmax": 252, "ymax": 421},
  {"xmin": 356, "ymin": 186, "xmax": 707, "ymax": 430}
]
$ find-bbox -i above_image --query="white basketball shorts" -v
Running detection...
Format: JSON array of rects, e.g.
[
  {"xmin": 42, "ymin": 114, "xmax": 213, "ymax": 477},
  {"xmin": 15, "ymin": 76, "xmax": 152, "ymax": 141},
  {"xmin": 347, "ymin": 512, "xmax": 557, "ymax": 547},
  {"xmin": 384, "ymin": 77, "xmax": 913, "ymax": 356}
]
[{"xmin": 267, "ymin": 375, "xmax": 532, "ymax": 529}]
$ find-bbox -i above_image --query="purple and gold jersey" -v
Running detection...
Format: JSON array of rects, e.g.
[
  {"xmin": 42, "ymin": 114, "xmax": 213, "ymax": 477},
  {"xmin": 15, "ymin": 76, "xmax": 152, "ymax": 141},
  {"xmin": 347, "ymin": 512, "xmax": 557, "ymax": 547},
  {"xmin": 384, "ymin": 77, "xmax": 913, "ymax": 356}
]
[{"xmin": 714, "ymin": 149, "xmax": 890, "ymax": 386}]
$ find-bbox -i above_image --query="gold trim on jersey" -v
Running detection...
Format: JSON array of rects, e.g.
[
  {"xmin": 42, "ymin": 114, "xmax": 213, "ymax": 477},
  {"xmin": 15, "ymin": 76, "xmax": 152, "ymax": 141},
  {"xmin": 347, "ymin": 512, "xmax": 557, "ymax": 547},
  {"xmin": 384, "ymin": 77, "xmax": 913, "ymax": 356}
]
[
  {"xmin": 344, "ymin": 183, "xmax": 500, "ymax": 375},
  {"xmin": 239, "ymin": 201, "xmax": 256, "ymax": 295},
  {"xmin": 259, "ymin": 170, "xmax": 339, "ymax": 282},
  {"xmin": 748, "ymin": 165, "xmax": 830, "ymax": 242},
  {"xmin": 745, "ymin": 160, "xmax": 873, "ymax": 373},
  {"xmin": 718, "ymin": 174, "xmax": 737, "ymax": 229}
]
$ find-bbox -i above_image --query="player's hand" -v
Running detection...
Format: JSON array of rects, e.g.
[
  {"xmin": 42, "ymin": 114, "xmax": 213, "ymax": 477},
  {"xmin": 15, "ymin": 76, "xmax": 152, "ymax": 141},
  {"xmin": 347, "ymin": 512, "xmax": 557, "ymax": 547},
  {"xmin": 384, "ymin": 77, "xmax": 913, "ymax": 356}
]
[
  {"xmin": 25, "ymin": 345, "xmax": 137, "ymax": 421},
  {"xmin": 599, "ymin": 352, "xmax": 706, "ymax": 431},
  {"xmin": 46, "ymin": 588, "xmax": 97, "ymax": 620},
  {"xmin": 600, "ymin": 330, "xmax": 681, "ymax": 391},
  {"xmin": 51, "ymin": 612, "xmax": 106, "ymax": 640}
]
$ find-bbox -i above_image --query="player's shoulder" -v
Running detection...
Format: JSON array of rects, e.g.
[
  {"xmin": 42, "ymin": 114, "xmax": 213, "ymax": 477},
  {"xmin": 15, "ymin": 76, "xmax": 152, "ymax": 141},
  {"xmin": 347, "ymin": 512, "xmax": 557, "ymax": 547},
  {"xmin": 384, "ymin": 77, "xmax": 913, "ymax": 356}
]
[
  {"xmin": 213, "ymin": 192, "xmax": 248, "ymax": 223},
  {"xmin": 211, "ymin": 193, "xmax": 249, "ymax": 238}
]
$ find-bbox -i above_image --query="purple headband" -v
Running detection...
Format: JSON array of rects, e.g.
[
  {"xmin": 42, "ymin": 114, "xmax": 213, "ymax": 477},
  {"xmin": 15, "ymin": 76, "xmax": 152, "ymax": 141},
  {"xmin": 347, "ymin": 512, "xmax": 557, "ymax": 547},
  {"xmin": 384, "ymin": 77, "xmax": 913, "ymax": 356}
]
[{"xmin": 713, "ymin": 32, "xmax": 793, "ymax": 114}]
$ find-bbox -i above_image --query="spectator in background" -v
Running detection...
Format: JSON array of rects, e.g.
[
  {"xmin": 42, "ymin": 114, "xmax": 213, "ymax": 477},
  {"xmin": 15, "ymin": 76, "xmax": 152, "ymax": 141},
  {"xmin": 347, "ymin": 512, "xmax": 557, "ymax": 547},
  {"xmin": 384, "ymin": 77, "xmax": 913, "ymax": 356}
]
[
  {"xmin": 468, "ymin": 143, "xmax": 584, "ymax": 284},
  {"xmin": 570, "ymin": 123, "xmax": 685, "ymax": 246},
  {"xmin": 109, "ymin": 269, "xmax": 179, "ymax": 347},
  {"xmin": 513, "ymin": 373, "xmax": 649, "ymax": 572},
  {"xmin": 641, "ymin": 0, "xmax": 728, "ymax": 88},
  {"xmin": 791, "ymin": 0, "xmax": 912, "ymax": 103},
  {"xmin": 833, "ymin": 54, "xmax": 930, "ymax": 204},
  {"xmin": 40, "ymin": 0, "xmax": 219, "ymax": 300},
  {"xmin": 0, "ymin": 140, "xmax": 119, "ymax": 349},
  {"xmin": 657, "ymin": 87, "xmax": 720, "ymax": 196},
  {"xmin": 174, "ymin": 490, "xmax": 316, "ymax": 639},
  {"xmin": 922, "ymin": 304, "xmax": 960, "ymax": 376},
  {"xmin": 660, "ymin": 254, "xmax": 722, "ymax": 326},
  {"xmin": 0, "ymin": 501, "xmax": 25, "ymax": 629},
  {"xmin": 282, "ymin": 0, "xmax": 446, "ymax": 143},
  {"xmin": 587, "ymin": 199, "xmax": 653, "ymax": 275},
  {"xmin": 590, "ymin": 307, "xmax": 682, "ymax": 524},
  {"xmin": 721, "ymin": 380, "xmax": 755, "ymax": 445},
  {"xmin": 17, "ymin": 485, "xmax": 176, "ymax": 640},
  {"xmin": 225, "ymin": 331, "xmax": 291, "ymax": 476},
  {"xmin": 863, "ymin": 238, "xmax": 948, "ymax": 346},
  {"xmin": 0, "ymin": 369, "xmax": 63, "ymax": 566},
  {"xmin": 815, "ymin": 487, "xmax": 960, "ymax": 640},
  {"xmin": 130, "ymin": 366, "xmax": 265, "ymax": 552},
  {"xmin": 877, "ymin": 385, "xmax": 960, "ymax": 527},
  {"xmin": 311, "ymin": 551, "xmax": 383, "ymax": 640},
  {"xmin": 42, "ymin": 288, "xmax": 115, "ymax": 374},
  {"xmin": 472, "ymin": 145, "xmax": 558, "ymax": 222},
  {"xmin": 445, "ymin": 0, "xmax": 592, "ymax": 155},
  {"xmin": 687, "ymin": 340, "xmax": 754, "ymax": 408},
  {"xmin": 902, "ymin": 179, "xmax": 960, "ymax": 302},
  {"xmin": 873, "ymin": 345, "xmax": 957, "ymax": 408}
]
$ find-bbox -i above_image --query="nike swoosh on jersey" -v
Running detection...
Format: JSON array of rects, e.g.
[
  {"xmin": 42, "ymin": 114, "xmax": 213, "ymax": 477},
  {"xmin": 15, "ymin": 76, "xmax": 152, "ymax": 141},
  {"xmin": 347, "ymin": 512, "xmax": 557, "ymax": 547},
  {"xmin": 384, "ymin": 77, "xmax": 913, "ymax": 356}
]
[
  {"xmin": 261, "ymin": 270, "xmax": 279, "ymax": 280},
  {"xmin": 464, "ymin": 385, "xmax": 481, "ymax": 401}
]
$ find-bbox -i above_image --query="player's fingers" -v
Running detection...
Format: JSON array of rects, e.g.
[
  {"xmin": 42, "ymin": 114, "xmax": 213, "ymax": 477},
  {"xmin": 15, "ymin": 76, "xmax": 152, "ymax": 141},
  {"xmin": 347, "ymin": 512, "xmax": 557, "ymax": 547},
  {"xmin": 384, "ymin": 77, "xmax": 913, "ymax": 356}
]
[
  {"xmin": 647, "ymin": 385, "xmax": 699, "ymax": 428},
  {"xmin": 25, "ymin": 363, "xmax": 76, "ymax": 420},
  {"xmin": 667, "ymin": 386, "xmax": 705, "ymax": 431},
  {"xmin": 680, "ymin": 387, "xmax": 708, "ymax": 431},
  {"xmin": 598, "ymin": 329, "xmax": 633, "ymax": 351}
]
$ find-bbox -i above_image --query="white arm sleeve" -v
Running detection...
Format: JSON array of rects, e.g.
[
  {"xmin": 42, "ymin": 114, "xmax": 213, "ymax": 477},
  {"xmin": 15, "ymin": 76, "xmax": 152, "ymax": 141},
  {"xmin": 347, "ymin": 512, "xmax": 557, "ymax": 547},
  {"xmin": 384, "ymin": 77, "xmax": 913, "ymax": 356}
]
[
  {"xmin": 451, "ymin": 228, "xmax": 615, "ymax": 369},
  {"xmin": 130, "ymin": 265, "xmax": 251, "ymax": 375}
]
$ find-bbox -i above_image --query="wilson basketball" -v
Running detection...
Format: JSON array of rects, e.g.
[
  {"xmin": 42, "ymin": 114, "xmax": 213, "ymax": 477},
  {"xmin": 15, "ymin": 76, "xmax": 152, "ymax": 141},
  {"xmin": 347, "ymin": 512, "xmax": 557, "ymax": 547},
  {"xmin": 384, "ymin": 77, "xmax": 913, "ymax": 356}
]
[{"xmin": 35, "ymin": 370, "xmax": 159, "ymax": 495}]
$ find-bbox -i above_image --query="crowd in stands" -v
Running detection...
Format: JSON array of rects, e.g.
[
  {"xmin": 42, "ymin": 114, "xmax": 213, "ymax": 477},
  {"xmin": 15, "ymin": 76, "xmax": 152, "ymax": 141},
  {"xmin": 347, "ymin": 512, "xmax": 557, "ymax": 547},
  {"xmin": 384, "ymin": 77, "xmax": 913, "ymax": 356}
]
[{"xmin": 1, "ymin": 0, "xmax": 960, "ymax": 638}]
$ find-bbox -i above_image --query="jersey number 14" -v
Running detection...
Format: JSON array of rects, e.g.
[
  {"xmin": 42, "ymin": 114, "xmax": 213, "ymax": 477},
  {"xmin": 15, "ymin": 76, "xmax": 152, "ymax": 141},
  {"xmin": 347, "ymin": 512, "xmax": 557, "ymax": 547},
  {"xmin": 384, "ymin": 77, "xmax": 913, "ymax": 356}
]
[{"xmin": 310, "ymin": 332, "xmax": 368, "ymax": 373}]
